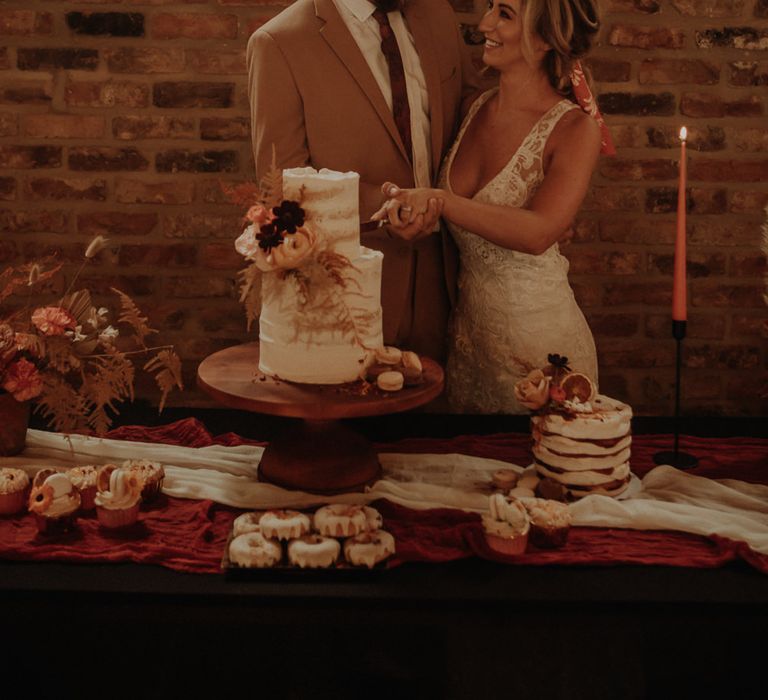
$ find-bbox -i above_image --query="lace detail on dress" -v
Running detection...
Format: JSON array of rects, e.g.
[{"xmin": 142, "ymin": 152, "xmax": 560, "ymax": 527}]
[{"xmin": 439, "ymin": 89, "xmax": 598, "ymax": 414}]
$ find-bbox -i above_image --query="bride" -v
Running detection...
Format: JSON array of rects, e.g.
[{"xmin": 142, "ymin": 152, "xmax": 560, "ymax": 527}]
[{"xmin": 373, "ymin": 0, "xmax": 612, "ymax": 413}]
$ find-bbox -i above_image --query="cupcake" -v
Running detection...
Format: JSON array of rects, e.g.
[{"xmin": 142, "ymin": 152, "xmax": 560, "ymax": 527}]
[
  {"xmin": 94, "ymin": 464, "xmax": 144, "ymax": 529},
  {"xmin": 68, "ymin": 465, "xmax": 98, "ymax": 511},
  {"xmin": 0, "ymin": 467, "xmax": 30, "ymax": 516},
  {"xmin": 482, "ymin": 494, "xmax": 530, "ymax": 556},
  {"xmin": 523, "ymin": 498, "xmax": 572, "ymax": 549},
  {"xmin": 28, "ymin": 469, "xmax": 80, "ymax": 534},
  {"xmin": 123, "ymin": 459, "xmax": 164, "ymax": 502}
]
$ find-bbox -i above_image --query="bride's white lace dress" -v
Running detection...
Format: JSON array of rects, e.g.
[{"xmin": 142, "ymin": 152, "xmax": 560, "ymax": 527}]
[{"xmin": 439, "ymin": 88, "xmax": 598, "ymax": 414}]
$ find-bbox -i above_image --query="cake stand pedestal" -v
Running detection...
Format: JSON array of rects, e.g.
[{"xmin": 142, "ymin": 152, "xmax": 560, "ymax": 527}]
[{"xmin": 196, "ymin": 342, "xmax": 444, "ymax": 494}]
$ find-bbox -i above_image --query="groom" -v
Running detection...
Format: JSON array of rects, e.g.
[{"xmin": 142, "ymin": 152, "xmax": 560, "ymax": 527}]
[{"xmin": 247, "ymin": 0, "xmax": 480, "ymax": 362}]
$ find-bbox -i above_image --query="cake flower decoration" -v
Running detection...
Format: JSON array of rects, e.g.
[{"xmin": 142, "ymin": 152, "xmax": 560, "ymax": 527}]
[
  {"xmin": 513, "ymin": 353, "xmax": 596, "ymax": 414},
  {"xmin": 513, "ymin": 369, "xmax": 551, "ymax": 410}
]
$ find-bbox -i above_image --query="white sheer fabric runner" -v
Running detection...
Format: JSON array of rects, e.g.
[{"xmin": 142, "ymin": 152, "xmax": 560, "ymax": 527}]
[{"xmin": 7, "ymin": 429, "xmax": 768, "ymax": 555}]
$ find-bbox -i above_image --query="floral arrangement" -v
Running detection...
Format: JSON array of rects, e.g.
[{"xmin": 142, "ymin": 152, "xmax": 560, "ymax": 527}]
[
  {"xmin": 0, "ymin": 236, "xmax": 183, "ymax": 435},
  {"xmin": 513, "ymin": 354, "xmax": 596, "ymax": 412},
  {"xmin": 226, "ymin": 159, "xmax": 376, "ymax": 349}
]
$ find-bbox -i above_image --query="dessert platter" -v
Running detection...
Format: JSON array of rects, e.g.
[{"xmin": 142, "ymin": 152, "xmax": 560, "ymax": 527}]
[
  {"xmin": 221, "ymin": 503, "xmax": 396, "ymax": 578},
  {"xmin": 199, "ymin": 166, "xmax": 443, "ymax": 494}
]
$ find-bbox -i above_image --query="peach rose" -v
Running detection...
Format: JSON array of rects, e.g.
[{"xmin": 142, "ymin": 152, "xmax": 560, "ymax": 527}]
[
  {"xmin": 513, "ymin": 369, "xmax": 551, "ymax": 410},
  {"xmin": 244, "ymin": 204, "xmax": 271, "ymax": 226},
  {"xmin": 31, "ymin": 306, "xmax": 76, "ymax": 336},
  {"xmin": 247, "ymin": 226, "xmax": 318, "ymax": 272}
]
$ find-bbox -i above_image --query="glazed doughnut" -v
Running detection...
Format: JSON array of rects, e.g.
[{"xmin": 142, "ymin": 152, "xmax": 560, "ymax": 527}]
[
  {"xmin": 232, "ymin": 511, "xmax": 263, "ymax": 537},
  {"xmin": 287, "ymin": 535, "xmax": 341, "ymax": 569},
  {"xmin": 314, "ymin": 504, "xmax": 368, "ymax": 537},
  {"xmin": 229, "ymin": 532, "xmax": 282, "ymax": 568},
  {"xmin": 343, "ymin": 530, "xmax": 396, "ymax": 568},
  {"xmin": 377, "ymin": 370, "xmax": 404, "ymax": 392},
  {"xmin": 363, "ymin": 505, "xmax": 383, "ymax": 531},
  {"xmin": 258, "ymin": 509, "xmax": 311, "ymax": 540}
]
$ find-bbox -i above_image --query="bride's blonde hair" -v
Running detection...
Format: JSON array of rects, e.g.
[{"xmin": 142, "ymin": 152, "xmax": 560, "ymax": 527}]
[{"xmin": 521, "ymin": 0, "xmax": 601, "ymax": 96}]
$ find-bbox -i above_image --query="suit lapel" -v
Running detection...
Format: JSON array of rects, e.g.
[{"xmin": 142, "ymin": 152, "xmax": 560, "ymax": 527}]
[
  {"xmin": 315, "ymin": 0, "xmax": 410, "ymax": 164},
  {"xmin": 403, "ymin": 0, "xmax": 443, "ymax": 176}
]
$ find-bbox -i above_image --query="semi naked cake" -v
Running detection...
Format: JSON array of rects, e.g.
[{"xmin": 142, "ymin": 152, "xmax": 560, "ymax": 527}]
[
  {"xmin": 236, "ymin": 167, "xmax": 384, "ymax": 384},
  {"xmin": 514, "ymin": 354, "xmax": 633, "ymax": 500}
]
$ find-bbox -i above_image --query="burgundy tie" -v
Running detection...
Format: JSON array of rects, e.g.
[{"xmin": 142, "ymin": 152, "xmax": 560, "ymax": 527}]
[{"xmin": 372, "ymin": 9, "xmax": 413, "ymax": 161}]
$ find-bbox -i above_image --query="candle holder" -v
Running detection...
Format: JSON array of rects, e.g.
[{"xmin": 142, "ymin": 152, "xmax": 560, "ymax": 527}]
[{"xmin": 654, "ymin": 320, "xmax": 699, "ymax": 469}]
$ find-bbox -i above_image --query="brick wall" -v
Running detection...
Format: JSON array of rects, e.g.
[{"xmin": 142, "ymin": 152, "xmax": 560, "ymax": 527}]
[{"xmin": 0, "ymin": 0, "xmax": 766, "ymax": 416}]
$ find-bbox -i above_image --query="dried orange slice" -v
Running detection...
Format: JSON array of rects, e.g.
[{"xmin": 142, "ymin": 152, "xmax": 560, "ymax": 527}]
[{"xmin": 560, "ymin": 372, "xmax": 596, "ymax": 403}]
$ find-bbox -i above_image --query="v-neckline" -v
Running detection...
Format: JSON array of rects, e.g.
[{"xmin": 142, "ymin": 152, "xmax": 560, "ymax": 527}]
[{"xmin": 446, "ymin": 89, "xmax": 569, "ymax": 200}]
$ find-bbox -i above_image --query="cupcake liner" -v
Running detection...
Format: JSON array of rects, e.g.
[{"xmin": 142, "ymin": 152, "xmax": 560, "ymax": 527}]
[
  {"xmin": 96, "ymin": 502, "xmax": 140, "ymax": 529},
  {"xmin": 77, "ymin": 486, "xmax": 97, "ymax": 512},
  {"xmin": 529, "ymin": 523, "xmax": 570, "ymax": 549},
  {"xmin": 140, "ymin": 476, "xmax": 164, "ymax": 503},
  {"xmin": 485, "ymin": 532, "xmax": 528, "ymax": 556},
  {"xmin": 34, "ymin": 511, "xmax": 78, "ymax": 535},
  {"xmin": 0, "ymin": 488, "xmax": 29, "ymax": 516}
]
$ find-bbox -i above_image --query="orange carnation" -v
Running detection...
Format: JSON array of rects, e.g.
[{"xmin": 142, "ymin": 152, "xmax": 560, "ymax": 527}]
[{"xmin": 31, "ymin": 306, "xmax": 76, "ymax": 336}]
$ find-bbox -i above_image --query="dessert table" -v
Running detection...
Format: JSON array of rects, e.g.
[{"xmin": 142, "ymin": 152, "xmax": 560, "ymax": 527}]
[{"xmin": 2, "ymin": 410, "xmax": 767, "ymax": 699}]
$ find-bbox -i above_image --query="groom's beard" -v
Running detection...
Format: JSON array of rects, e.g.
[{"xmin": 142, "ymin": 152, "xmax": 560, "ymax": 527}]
[{"xmin": 373, "ymin": 0, "xmax": 403, "ymax": 12}]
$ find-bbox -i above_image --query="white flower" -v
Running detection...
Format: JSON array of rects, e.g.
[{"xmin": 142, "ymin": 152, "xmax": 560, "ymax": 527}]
[{"xmin": 99, "ymin": 326, "xmax": 119, "ymax": 345}]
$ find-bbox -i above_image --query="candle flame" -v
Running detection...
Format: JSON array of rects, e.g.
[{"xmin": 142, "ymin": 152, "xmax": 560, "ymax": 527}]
[{"xmin": 679, "ymin": 126, "xmax": 687, "ymax": 142}]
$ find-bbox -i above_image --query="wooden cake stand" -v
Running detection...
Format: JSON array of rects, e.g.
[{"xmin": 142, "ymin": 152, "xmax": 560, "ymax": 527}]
[{"xmin": 197, "ymin": 342, "xmax": 444, "ymax": 494}]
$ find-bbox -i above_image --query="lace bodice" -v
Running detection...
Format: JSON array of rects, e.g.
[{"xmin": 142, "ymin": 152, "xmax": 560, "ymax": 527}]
[{"xmin": 439, "ymin": 88, "xmax": 598, "ymax": 414}]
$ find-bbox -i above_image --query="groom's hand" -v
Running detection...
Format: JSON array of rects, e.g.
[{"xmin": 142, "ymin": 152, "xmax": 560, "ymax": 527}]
[{"xmin": 387, "ymin": 197, "xmax": 443, "ymax": 241}]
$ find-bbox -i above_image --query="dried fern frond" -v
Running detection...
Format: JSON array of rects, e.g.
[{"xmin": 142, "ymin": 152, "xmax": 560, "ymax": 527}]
[
  {"xmin": 34, "ymin": 374, "xmax": 90, "ymax": 434},
  {"xmin": 222, "ymin": 181, "xmax": 264, "ymax": 209},
  {"xmin": 238, "ymin": 263, "xmax": 262, "ymax": 331},
  {"xmin": 86, "ymin": 405, "xmax": 113, "ymax": 437},
  {"xmin": 144, "ymin": 349, "xmax": 183, "ymax": 413},
  {"xmin": 42, "ymin": 335, "xmax": 81, "ymax": 374},
  {"xmin": 84, "ymin": 348, "xmax": 135, "ymax": 409},
  {"xmin": 259, "ymin": 146, "xmax": 283, "ymax": 210},
  {"xmin": 111, "ymin": 287, "xmax": 157, "ymax": 346}
]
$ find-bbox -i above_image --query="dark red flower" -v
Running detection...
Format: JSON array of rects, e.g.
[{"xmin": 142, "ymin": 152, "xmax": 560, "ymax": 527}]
[
  {"xmin": 271, "ymin": 200, "xmax": 305, "ymax": 234},
  {"xmin": 256, "ymin": 221, "xmax": 284, "ymax": 252}
]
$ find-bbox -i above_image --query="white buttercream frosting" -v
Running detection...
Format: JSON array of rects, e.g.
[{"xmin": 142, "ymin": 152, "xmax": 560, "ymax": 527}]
[
  {"xmin": 343, "ymin": 530, "xmax": 395, "ymax": 568},
  {"xmin": 258, "ymin": 167, "xmax": 384, "ymax": 384},
  {"xmin": 229, "ymin": 532, "xmax": 282, "ymax": 568},
  {"xmin": 287, "ymin": 535, "xmax": 340, "ymax": 569},
  {"xmin": 0, "ymin": 468, "xmax": 29, "ymax": 495},
  {"xmin": 94, "ymin": 466, "xmax": 142, "ymax": 510}
]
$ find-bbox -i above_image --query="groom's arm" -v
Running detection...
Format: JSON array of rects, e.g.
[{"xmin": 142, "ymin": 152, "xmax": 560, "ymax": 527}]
[{"xmin": 247, "ymin": 30, "xmax": 309, "ymax": 179}]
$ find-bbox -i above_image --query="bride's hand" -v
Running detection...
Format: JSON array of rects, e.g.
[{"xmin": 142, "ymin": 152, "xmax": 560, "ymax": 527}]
[{"xmin": 371, "ymin": 183, "xmax": 444, "ymax": 227}]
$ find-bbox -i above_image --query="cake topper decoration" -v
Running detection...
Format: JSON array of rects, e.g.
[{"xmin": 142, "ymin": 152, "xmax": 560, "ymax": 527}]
[{"xmin": 514, "ymin": 353, "xmax": 596, "ymax": 412}]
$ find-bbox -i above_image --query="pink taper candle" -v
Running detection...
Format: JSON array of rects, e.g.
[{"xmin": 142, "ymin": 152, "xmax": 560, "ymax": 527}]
[{"xmin": 672, "ymin": 126, "xmax": 688, "ymax": 321}]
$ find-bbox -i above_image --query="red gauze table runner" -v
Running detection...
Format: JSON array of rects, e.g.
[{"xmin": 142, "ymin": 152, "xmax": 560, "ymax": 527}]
[{"xmin": 1, "ymin": 418, "xmax": 767, "ymax": 575}]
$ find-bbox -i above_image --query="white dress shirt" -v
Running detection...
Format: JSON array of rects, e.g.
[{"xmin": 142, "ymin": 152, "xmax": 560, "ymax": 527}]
[{"xmin": 332, "ymin": 0, "xmax": 433, "ymax": 188}]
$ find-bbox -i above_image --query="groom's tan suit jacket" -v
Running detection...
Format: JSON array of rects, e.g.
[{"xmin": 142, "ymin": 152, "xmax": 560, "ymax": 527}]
[{"xmin": 247, "ymin": 0, "xmax": 480, "ymax": 361}]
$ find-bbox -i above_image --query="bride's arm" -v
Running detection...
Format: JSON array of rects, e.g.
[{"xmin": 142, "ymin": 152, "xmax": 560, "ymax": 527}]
[{"xmin": 377, "ymin": 113, "xmax": 601, "ymax": 254}]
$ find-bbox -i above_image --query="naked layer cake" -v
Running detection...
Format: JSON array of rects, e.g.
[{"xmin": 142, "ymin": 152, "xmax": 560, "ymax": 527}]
[{"xmin": 515, "ymin": 354, "xmax": 633, "ymax": 500}]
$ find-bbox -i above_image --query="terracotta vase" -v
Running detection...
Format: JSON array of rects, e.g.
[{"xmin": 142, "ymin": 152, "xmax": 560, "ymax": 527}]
[{"xmin": 0, "ymin": 392, "xmax": 30, "ymax": 456}]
